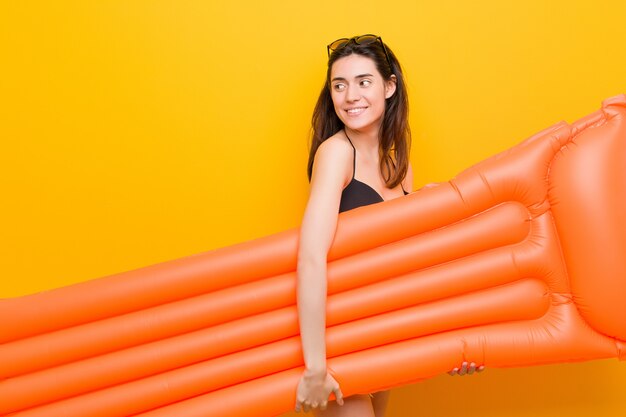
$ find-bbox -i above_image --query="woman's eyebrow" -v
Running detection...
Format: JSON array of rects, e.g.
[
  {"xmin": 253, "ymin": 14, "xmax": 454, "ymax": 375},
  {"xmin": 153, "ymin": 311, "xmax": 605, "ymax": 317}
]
[{"xmin": 331, "ymin": 73, "xmax": 374, "ymax": 82}]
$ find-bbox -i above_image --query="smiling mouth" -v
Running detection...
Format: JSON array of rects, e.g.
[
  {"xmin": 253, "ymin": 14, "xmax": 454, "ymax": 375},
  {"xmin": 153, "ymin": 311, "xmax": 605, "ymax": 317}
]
[{"xmin": 346, "ymin": 107, "xmax": 368, "ymax": 115}]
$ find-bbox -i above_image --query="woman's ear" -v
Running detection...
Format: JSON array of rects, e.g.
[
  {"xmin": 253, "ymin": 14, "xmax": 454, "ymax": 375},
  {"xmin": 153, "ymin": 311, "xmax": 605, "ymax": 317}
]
[{"xmin": 385, "ymin": 74, "xmax": 397, "ymax": 99}]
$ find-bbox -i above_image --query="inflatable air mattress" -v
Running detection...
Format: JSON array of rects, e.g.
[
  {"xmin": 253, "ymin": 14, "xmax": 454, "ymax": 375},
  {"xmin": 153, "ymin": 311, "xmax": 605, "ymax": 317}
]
[{"xmin": 1, "ymin": 94, "xmax": 625, "ymax": 417}]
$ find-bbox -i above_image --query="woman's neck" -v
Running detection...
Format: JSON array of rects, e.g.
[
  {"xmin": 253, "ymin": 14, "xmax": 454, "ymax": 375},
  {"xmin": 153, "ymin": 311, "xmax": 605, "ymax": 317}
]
[{"xmin": 344, "ymin": 126, "xmax": 380, "ymax": 154}]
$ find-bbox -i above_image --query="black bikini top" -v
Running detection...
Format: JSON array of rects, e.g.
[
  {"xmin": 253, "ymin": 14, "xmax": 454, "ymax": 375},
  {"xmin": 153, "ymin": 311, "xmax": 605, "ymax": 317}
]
[{"xmin": 339, "ymin": 134, "xmax": 409, "ymax": 213}]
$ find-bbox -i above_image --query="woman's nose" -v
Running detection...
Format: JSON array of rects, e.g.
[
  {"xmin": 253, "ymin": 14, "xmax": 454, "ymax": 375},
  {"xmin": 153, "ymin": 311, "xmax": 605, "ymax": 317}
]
[{"xmin": 346, "ymin": 84, "xmax": 361, "ymax": 102}]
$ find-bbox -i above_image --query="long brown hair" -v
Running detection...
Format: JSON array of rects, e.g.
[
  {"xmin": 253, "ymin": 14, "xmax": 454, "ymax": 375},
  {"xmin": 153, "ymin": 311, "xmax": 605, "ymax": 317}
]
[{"xmin": 307, "ymin": 37, "xmax": 411, "ymax": 188}]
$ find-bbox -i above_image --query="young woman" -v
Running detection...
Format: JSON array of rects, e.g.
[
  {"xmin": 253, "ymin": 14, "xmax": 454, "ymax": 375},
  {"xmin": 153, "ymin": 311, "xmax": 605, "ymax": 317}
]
[{"xmin": 294, "ymin": 34, "xmax": 482, "ymax": 417}]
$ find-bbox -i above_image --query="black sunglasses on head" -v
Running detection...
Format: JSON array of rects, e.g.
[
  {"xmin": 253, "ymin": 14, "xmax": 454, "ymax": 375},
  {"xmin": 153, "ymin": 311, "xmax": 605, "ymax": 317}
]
[{"xmin": 326, "ymin": 34, "xmax": 392, "ymax": 69}]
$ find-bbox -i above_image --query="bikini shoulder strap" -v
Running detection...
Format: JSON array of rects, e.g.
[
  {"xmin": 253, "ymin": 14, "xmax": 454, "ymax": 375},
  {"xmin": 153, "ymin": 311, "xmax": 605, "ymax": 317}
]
[{"xmin": 344, "ymin": 132, "xmax": 356, "ymax": 180}]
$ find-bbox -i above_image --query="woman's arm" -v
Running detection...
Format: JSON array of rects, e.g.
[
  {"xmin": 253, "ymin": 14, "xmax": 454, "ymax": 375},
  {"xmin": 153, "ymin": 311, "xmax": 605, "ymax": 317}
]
[
  {"xmin": 295, "ymin": 139, "xmax": 349, "ymax": 411},
  {"xmin": 297, "ymin": 138, "xmax": 349, "ymax": 373}
]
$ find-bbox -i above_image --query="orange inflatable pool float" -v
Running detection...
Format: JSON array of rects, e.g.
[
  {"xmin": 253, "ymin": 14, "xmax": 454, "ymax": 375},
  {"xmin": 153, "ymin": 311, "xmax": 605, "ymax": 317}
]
[{"xmin": 1, "ymin": 94, "xmax": 625, "ymax": 417}]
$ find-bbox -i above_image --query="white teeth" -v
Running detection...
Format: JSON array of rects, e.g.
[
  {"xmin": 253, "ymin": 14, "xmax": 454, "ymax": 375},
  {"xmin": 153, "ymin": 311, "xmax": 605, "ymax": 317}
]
[{"xmin": 347, "ymin": 107, "xmax": 366, "ymax": 114}]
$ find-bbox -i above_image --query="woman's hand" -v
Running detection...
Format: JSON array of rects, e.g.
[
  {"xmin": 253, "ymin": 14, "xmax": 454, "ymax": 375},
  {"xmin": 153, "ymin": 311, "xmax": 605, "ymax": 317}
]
[
  {"xmin": 448, "ymin": 361, "xmax": 485, "ymax": 376},
  {"xmin": 294, "ymin": 368, "xmax": 344, "ymax": 413}
]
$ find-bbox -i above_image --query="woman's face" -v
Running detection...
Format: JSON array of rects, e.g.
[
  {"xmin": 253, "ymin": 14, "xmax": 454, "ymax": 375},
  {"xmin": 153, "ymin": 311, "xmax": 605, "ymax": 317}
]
[{"xmin": 329, "ymin": 54, "xmax": 396, "ymax": 133}]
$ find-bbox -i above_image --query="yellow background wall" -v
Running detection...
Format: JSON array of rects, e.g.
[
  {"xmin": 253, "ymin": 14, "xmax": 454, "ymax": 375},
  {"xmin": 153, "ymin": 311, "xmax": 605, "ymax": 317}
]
[{"xmin": 1, "ymin": 1, "xmax": 625, "ymax": 416}]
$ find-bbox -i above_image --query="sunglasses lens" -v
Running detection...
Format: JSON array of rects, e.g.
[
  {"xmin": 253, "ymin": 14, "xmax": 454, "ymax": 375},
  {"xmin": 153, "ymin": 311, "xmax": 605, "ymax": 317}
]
[
  {"xmin": 329, "ymin": 38, "xmax": 350, "ymax": 51},
  {"xmin": 355, "ymin": 35, "xmax": 379, "ymax": 45}
]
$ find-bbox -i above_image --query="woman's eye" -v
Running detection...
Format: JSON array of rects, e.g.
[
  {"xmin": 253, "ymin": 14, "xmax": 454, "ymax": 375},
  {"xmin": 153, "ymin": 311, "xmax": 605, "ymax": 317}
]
[
  {"xmin": 360, "ymin": 79, "xmax": 372, "ymax": 87},
  {"xmin": 333, "ymin": 83, "xmax": 345, "ymax": 91}
]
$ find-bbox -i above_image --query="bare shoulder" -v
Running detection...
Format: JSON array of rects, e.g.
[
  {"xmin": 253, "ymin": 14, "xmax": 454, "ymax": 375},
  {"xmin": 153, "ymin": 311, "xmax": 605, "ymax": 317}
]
[
  {"xmin": 315, "ymin": 131, "xmax": 351, "ymax": 161},
  {"xmin": 298, "ymin": 132, "xmax": 353, "ymax": 256},
  {"xmin": 312, "ymin": 132, "xmax": 353, "ymax": 188}
]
